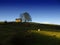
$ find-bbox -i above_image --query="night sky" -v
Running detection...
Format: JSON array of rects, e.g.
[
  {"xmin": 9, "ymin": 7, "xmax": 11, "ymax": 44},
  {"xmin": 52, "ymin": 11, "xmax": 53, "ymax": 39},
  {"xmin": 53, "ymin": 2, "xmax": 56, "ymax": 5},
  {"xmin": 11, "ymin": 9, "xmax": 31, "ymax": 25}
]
[{"xmin": 0, "ymin": 0, "xmax": 60, "ymax": 24}]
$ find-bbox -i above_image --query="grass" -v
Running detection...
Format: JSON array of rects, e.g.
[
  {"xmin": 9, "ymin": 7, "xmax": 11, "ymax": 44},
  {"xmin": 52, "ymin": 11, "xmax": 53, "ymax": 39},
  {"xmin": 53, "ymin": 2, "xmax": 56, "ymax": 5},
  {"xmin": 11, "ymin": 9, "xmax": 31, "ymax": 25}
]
[
  {"xmin": 30, "ymin": 30, "xmax": 60, "ymax": 39},
  {"xmin": 0, "ymin": 22, "xmax": 60, "ymax": 45},
  {"xmin": 27, "ymin": 30, "xmax": 60, "ymax": 45},
  {"xmin": 0, "ymin": 29, "xmax": 60, "ymax": 45}
]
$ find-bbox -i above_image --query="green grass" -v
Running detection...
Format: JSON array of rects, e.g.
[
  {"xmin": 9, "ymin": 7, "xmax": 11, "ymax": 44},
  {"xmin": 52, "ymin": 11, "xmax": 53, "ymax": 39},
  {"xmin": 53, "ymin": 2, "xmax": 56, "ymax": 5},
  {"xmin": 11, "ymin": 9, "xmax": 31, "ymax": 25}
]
[
  {"xmin": 0, "ymin": 30, "xmax": 60, "ymax": 45},
  {"xmin": 0, "ymin": 22, "xmax": 60, "ymax": 45},
  {"xmin": 30, "ymin": 30, "xmax": 60, "ymax": 39}
]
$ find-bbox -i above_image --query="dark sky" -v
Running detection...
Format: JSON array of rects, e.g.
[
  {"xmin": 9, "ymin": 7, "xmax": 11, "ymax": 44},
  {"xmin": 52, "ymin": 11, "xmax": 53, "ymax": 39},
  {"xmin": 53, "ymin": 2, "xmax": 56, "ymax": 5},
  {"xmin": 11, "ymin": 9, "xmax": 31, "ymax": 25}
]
[{"xmin": 0, "ymin": 0, "xmax": 60, "ymax": 24}]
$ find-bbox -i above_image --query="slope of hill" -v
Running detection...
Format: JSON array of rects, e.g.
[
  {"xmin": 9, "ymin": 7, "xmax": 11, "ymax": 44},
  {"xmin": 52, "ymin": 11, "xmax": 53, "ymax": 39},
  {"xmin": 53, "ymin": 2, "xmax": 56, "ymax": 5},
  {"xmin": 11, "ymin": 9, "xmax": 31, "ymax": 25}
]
[
  {"xmin": 0, "ymin": 22, "xmax": 60, "ymax": 31},
  {"xmin": 0, "ymin": 22, "xmax": 60, "ymax": 45}
]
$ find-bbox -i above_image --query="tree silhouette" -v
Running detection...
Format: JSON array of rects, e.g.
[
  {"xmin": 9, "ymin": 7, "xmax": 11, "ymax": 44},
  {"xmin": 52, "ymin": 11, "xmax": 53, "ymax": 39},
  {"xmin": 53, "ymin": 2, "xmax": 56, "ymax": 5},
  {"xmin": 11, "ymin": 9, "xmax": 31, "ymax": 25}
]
[
  {"xmin": 4, "ymin": 20, "xmax": 7, "ymax": 23},
  {"xmin": 20, "ymin": 12, "xmax": 32, "ymax": 22}
]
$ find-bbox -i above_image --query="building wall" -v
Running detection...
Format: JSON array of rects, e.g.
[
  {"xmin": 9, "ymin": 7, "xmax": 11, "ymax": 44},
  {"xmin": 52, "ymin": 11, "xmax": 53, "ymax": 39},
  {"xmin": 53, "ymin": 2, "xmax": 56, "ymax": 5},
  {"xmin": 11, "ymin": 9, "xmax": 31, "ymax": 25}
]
[{"xmin": 16, "ymin": 19, "xmax": 22, "ymax": 22}]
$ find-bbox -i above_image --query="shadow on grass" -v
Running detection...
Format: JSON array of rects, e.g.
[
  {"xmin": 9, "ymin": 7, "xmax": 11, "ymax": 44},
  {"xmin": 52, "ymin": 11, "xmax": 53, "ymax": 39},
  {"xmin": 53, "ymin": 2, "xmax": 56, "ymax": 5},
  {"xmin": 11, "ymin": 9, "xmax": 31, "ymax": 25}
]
[
  {"xmin": 0, "ymin": 22, "xmax": 60, "ymax": 45},
  {"xmin": 7, "ymin": 32, "xmax": 60, "ymax": 45},
  {"xmin": 0, "ymin": 31, "xmax": 60, "ymax": 45}
]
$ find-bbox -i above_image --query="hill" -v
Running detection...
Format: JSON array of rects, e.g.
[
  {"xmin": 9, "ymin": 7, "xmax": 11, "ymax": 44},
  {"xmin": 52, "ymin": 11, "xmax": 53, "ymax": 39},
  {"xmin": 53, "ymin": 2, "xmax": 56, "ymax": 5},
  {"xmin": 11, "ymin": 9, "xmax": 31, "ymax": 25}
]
[
  {"xmin": 3, "ymin": 22, "xmax": 60, "ymax": 31},
  {"xmin": 0, "ymin": 22, "xmax": 60, "ymax": 45}
]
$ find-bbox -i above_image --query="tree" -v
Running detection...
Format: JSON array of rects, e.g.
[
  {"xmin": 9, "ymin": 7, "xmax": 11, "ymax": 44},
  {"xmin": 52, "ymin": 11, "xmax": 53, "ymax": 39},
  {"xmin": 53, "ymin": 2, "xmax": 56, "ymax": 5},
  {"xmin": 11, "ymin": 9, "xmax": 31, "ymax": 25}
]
[
  {"xmin": 4, "ymin": 20, "xmax": 7, "ymax": 23},
  {"xmin": 20, "ymin": 12, "xmax": 32, "ymax": 22}
]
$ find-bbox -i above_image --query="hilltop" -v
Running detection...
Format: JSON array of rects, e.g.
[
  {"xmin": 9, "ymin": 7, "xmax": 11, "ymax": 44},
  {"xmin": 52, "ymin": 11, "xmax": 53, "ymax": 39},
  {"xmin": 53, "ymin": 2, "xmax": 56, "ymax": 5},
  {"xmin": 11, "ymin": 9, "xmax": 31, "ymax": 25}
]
[{"xmin": 0, "ymin": 22, "xmax": 60, "ymax": 31}]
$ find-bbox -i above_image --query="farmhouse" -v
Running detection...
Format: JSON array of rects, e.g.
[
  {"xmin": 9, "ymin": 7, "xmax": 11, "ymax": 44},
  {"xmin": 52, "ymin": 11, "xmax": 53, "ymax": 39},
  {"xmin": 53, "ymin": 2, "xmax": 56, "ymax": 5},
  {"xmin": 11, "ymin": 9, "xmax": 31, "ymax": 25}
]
[{"xmin": 15, "ymin": 18, "xmax": 22, "ymax": 22}]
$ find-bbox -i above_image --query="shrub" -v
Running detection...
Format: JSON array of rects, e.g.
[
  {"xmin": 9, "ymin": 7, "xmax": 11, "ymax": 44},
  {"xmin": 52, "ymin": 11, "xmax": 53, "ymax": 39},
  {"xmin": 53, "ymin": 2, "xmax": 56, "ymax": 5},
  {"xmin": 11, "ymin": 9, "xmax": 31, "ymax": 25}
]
[{"xmin": 4, "ymin": 21, "xmax": 7, "ymax": 23}]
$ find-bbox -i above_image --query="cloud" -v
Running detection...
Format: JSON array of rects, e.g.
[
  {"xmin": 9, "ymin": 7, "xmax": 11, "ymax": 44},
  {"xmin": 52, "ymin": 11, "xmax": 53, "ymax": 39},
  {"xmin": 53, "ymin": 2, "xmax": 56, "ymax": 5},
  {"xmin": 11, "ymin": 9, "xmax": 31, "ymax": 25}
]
[
  {"xmin": 41, "ymin": 22, "xmax": 60, "ymax": 25},
  {"xmin": 42, "ymin": 22, "xmax": 49, "ymax": 23},
  {"xmin": 41, "ymin": 22, "xmax": 50, "ymax": 24}
]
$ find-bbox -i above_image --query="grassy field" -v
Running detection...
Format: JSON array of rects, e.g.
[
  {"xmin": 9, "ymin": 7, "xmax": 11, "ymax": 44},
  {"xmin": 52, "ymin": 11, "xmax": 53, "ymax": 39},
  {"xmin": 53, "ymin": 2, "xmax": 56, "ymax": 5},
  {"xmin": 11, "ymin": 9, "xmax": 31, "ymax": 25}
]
[
  {"xmin": 0, "ymin": 22, "xmax": 60, "ymax": 45},
  {"xmin": 30, "ymin": 30, "xmax": 60, "ymax": 39},
  {"xmin": 0, "ymin": 29, "xmax": 60, "ymax": 45}
]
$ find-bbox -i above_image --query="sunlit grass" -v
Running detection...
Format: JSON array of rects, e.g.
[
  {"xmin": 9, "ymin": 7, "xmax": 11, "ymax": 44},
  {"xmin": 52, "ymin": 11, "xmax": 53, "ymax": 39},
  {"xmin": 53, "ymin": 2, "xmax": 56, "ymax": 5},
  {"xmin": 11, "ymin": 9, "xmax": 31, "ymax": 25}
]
[{"xmin": 28, "ymin": 30, "xmax": 60, "ymax": 39}]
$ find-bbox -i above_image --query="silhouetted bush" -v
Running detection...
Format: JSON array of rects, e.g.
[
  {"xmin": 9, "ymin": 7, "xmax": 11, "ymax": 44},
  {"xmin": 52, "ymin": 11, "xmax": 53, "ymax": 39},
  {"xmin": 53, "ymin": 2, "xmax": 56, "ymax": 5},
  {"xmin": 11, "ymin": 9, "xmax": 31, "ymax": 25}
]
[{"xmin": 4, "ymin": 21, "xmax": 7, "ymax": 23}]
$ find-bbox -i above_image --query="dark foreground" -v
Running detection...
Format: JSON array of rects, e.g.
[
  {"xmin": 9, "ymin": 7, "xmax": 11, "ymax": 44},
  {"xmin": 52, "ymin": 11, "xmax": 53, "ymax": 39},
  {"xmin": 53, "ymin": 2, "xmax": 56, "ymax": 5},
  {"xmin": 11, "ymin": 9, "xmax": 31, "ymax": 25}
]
[{"xmin": 0, "ymin": 22, "xmax": 60, "ymax": 45}]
